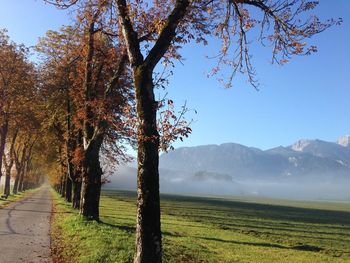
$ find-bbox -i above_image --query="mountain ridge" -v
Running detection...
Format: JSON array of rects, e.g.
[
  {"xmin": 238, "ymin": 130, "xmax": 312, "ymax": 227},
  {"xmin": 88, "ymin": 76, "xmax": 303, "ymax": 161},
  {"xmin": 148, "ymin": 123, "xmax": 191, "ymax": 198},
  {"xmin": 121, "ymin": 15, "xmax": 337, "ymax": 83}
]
[
  {"xmin": 106, "ymin": 135, "xmax": 350, "ymax": 200},
  {"xmin": 159, "ymin": 135, "xmax": 350, "ymax": 178}
]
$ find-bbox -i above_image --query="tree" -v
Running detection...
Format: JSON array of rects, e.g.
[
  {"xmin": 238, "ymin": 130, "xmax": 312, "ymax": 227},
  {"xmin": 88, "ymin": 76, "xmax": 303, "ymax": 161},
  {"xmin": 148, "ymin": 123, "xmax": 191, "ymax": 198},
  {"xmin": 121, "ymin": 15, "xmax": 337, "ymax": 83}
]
[
  {"xmin": 37, "ymin": 6, "xmax": 134, "ymax": 218},
  {"xmin": 37, "ymin": 26, "xmax": 82, "ymax": 204},
  {"xmin": 77, "ymin": 14, "xmax": 132, "ymax": 220},
  {"xmin": 2, "ymin": 130, "xmax": 18, "ymax": 197},
  {"xmin": 12, "ymin": 107, "xmax": 41, "ymax": 193},
  {"xmin": 13, "ymin": 134, "xmax": 37, "ymax": 194},
  {"xmin": 13, "ymin": 135, "xmax": 27, "ymax": 194},
  {"xmin": 45, "ymin": 0, "xmax": 337, "ymax": 261},
  {"xmin": 0, "ymin": 29, "xmax": 37, "ymax": 194},
  {"xmin": 114, "ymin": 1, "xmax": 337, "ymax": 262}
]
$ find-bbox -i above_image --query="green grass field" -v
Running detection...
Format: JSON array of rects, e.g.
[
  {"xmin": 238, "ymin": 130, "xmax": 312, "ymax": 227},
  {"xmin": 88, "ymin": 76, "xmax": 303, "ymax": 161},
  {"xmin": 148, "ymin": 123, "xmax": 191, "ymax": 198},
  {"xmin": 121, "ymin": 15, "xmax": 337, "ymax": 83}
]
[{"xmin": 51, "ymin": 190, "xmax": 350, "ymax": 263}]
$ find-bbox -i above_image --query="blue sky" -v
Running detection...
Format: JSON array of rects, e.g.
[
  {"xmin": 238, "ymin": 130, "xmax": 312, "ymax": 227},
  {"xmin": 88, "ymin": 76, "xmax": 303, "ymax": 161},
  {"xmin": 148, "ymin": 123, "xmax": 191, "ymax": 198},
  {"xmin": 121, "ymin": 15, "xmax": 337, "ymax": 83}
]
[{"xmin": 1, "ymin": 0, "xmax": 349, "ymax": 150}]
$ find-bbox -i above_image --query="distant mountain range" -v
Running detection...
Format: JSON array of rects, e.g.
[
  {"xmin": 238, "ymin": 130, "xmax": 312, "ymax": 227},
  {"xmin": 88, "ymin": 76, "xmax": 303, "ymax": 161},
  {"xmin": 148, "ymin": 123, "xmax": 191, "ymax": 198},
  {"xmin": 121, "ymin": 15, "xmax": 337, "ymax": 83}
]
[
  {"xmin": 106, "ymin": 135, "xmax": 350, "ymax": 200},
  {"xmin": 159, "ymin": 135, "xmax": 350, "ymax": 180}
]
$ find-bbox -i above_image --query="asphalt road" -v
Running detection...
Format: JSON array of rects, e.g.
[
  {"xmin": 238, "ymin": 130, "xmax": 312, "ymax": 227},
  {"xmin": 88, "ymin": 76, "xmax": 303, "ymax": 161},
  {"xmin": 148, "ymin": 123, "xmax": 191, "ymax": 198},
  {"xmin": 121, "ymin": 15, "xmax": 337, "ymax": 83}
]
[{"xmin": 0, "ymin": 186, "xmax": 52, "ymax": 263}]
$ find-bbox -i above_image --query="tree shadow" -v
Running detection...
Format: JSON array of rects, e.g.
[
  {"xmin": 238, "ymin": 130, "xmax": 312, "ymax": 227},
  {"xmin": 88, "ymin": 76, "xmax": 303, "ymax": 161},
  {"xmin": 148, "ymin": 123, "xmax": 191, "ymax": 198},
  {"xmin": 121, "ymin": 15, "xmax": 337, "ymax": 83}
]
[
  {"xmin": 291, "ymin": 244, "xmax": 323, "ymax": 252},
  {"xmin": 49, "ymin": 210, "xmax": 74, "ymax": 214},
  {"xmin": 163, "ymin": 232, "xmax": 330, "ymax": 253},
  {"xmin": 191, "ymin": 235, "xmax": 327, "ymax": 253},
  {"xmin": 1, "ymin": 208, "xmax": 53, "ymax": 214},
  {"xmin": 159, "ymin": 194, "xmax": 350, "ymax": 226},
  {"xmin": 99, "ymin": 220, "xmax": 135, "ymax": 232},
  {"xmin": 198, "ymin": 236, "xmax": 289, "ymax": 249}
]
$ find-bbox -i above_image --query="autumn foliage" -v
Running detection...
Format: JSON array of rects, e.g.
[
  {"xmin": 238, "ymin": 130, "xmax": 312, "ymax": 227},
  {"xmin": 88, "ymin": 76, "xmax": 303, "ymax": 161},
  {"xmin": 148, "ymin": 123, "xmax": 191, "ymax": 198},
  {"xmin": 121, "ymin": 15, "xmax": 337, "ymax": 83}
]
[{"xmin": 0, "ymin": 0, "xmax": 337, "ymax": 262}]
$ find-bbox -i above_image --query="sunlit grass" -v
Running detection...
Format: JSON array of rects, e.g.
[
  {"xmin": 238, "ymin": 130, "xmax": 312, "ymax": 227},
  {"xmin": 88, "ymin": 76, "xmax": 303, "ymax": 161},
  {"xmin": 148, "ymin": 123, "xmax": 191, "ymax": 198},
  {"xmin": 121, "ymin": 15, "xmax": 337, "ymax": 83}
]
[{"xmin": 51, "ymin": 189, "xmax": 350, "ymax": 263}]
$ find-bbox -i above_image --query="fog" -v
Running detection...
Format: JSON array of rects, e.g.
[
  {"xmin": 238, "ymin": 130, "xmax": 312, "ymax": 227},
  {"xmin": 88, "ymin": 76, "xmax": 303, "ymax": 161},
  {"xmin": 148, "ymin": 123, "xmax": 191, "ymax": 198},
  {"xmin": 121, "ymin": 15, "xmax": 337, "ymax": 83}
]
[{"xmin": 104, "ymin": 164, "xmax": 350, "ymax": 201}]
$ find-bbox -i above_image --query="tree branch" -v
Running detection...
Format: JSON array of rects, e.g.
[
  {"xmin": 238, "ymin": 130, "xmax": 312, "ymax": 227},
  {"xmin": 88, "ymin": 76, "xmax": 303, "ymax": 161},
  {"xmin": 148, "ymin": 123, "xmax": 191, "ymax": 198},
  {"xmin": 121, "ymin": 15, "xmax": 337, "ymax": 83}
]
[
  {"xmin": 144, "ymin": 0, "xmax": 190, "ymax": 70},
  {"xmin": 116, "ymin": 0, "xmax": 144, "ymax": 67},
  {"xmin": 105, "ymin": 52, "xmax": 128, "ymax": 97}
]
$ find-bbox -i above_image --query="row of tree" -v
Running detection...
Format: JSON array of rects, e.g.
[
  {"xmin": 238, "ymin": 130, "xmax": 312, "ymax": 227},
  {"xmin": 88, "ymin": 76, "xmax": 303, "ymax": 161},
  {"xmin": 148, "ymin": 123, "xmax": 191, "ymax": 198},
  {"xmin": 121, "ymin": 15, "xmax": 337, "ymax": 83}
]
[
  {"xmin": 1, "ymin": 0, "xmax": 336, "ymax": 262},
  {"xmin": 0, "ymin": 30, "xmax": 43, "ymax": 196}
]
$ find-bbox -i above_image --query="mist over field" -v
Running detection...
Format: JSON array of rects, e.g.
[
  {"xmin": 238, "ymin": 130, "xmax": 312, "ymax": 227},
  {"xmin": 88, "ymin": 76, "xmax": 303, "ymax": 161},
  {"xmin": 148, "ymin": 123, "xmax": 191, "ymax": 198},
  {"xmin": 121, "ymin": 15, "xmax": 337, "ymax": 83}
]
[{"xmin": 105, "ymin": 135, "xmax": 350, "ymax": 201}]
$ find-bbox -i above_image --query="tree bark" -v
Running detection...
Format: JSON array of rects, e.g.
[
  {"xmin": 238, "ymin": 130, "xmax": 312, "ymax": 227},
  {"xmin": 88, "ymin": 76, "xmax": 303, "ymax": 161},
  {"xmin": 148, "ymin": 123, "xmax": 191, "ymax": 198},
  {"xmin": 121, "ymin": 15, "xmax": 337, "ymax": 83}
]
[
  {"xmin": 133, "ymin": 66, "xmax": 162, "ymax": 263},
  {"xmin": 65, "ymin": 64, "xmax": 74, "ymax": 204},
  {"xmin": 61, "ymin": 173, "xmax": 67, "ymax": 198},
  {"xmin": 0, "ymin": 119, "xmax": 9, "ymax": 182},
  {"xmin": 4, "ymin": 166, "xmax": 12, "ymax": 197},
  {"xmin": 3, "ymin": 130, "xmax": 18, "ymax": 197},
  {"xmin": 18, "ymin": 165, "xmax": 25, "ymax": 192},
  {"xmin": 72, "ymin": 130, "xmax": 83, "ymax": 209},
  {"xmin": 65, "ymin": 175, "xmax": 72, "ymax": 202},
  {"xmin": 72, "ymin": 178, "xmax": 82, "ymax": 209},
  {"xmin": 13, "ymin": 173, "xmax": 20, "ymax": 194},
  {"xmin": 79, "ymin": 135, "xmax": 103, "ymax": 220},
  {"xmin": 23, "ymin": 180, "xmax": 29, "ymax": 191}
]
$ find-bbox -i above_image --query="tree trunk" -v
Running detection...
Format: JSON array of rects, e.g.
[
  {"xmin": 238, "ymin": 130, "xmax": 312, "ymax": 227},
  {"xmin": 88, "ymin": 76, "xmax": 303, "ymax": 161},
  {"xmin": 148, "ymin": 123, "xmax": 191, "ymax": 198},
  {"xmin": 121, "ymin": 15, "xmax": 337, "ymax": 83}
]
[
  {"xmin": 23, "ymin": 180, "xmax": 29, "ymax": 191},
  {"xmin": 79, "ymin": 136, "xmax": 103, "ymax": 221},
  {"xmin": 59, "ymin": 179, "xmax": 63, "ymax": 194},
  {"xmin": 61, "ymin": 174, "xmax": 67, "ymax": 198},
  {"xmin": 13, "ymin": 171, "xmax": 20, "ymax": 195},
  {"xmin": 3, "ymin": 130, "xmax": 18, "ymax": 197},
  {"xmin": 78, "ymin": 19, "xmax": 103, "ymax": 221},
  {"xmin": 65, "ymin": 175, "xmax": 72, "ymax": 202},
  {"xmin": 72, "ymin": 179, "xmax": 82, "ymax": 209},
  {"xmin": 65, "ymin": 76, "xmax": 74, "ymax": 204},
  {"xmin": 13, "ymin": 146, "xmax": 26, "ymax": 195},
  {"xmin": 4, "ymin": 166, "xmax": 12, "ymax": 197},
  {"xmin": 0, "ymin": 120, "xmax": 9, "ymax": 182},
  {"xmin": 72, "ymin": 130, "xmax": 83, "ymax": 209},
  {"xmin": 133, "ymin": 66, "xmax": 162, "ymax": 263},
  {"xmin": 18, "ymin": 167, "xmax": 25, "ymax": 192}
]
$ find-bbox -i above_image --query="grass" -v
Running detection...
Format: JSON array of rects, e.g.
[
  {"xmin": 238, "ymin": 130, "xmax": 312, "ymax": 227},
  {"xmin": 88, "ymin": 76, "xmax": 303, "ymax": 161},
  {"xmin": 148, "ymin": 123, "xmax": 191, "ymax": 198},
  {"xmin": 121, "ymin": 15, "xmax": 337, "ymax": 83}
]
[
  {"xmin": 51, "ymin": 190, "xmax": 350, "ymax": 263},
  {"xmin": 0, "ymin": 187, "xmax": 38, "ymax": 208}
]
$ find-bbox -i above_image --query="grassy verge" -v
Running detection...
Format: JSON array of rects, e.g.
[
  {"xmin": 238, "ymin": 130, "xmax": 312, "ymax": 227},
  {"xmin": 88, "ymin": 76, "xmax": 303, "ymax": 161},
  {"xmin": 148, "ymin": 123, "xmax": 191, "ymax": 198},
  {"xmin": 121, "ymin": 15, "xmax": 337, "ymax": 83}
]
[
  {"xmin": 50, "ymin": 192, "xmax": 135, "ymax": 263},
  {"xmin": 51, "ymin": 190, "xmax": 350, "ymax": 263},
  {"xmin": 0, "ymin": 188, "xmax": 38, "ymax": 209}
]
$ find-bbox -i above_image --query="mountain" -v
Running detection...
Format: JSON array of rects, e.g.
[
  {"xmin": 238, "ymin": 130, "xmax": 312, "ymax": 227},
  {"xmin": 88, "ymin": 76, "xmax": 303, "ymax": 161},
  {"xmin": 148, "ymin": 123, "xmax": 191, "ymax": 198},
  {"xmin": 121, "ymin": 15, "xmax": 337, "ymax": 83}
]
[
  {"xmin": 106, "ymin": 135, "xmax": 350, "ymax": 200},
  {"xmin": 159, "ymin": 143, "xmax": 288, "ymax": 178},
  {"xmin": 337, "ymin": 135, "xmax": 350, "ymax": 147},
  {"xmin": 288, "ymin": 139, "xmax": 350, "ymax": 166},
  {"xmin": 160, "ymin": 137, "xmax": 350, "ymax": 179}
]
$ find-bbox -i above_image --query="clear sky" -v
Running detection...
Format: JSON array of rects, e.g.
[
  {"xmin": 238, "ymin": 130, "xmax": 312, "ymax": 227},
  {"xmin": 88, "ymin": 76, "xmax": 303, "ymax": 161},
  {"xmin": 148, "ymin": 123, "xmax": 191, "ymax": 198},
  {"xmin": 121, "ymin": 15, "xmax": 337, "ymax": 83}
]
[{"xmin": 1, "ymin": 0, "xmax": 349, "ymax": 150}]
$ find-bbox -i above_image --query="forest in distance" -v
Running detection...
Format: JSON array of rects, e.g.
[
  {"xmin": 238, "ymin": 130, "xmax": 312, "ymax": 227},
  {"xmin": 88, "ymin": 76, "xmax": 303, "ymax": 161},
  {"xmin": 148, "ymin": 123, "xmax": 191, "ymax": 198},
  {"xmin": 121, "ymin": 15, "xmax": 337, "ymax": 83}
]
[{"xmin": 0, "ymin": 0, "xmax": 349, "ymax": 262}]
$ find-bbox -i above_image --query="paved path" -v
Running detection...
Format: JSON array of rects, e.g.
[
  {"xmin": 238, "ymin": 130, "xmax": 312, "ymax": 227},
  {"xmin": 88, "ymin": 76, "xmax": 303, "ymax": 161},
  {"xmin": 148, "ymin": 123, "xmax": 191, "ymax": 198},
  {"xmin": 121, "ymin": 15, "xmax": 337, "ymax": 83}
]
[{"xmin": 0, "ymin": 186, "xmax": 52, "ymax": 263}]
